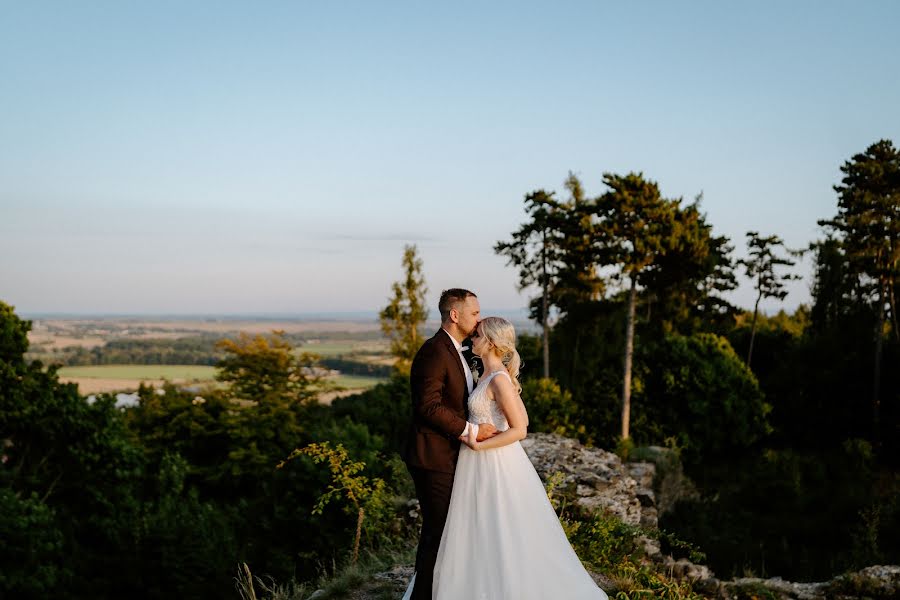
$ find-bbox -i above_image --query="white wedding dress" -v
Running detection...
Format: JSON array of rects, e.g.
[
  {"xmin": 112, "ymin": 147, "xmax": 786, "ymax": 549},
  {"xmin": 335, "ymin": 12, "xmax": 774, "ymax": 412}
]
[{"xmin": 402, "ymin": 370, "xmax": 608, "ymax": 600}]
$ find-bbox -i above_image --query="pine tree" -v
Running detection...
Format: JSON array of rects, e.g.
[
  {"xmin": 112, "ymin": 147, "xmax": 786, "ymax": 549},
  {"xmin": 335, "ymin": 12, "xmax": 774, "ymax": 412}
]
[
  {"xmin": 737, "ymin": 231, "xmax": 800, "ymax": 368},
  {"xmin": 495, "ymin": 189, "xmax": 566, "ymax": 378},
  {"xmin": 819, "ymin": 139, "xmax": 900, "ymax": 446},
  {"xmin": 591, "ymin": 172, "xmax": 679, "ymax": 441},
  {"xmin": 379, "ymin": 245, "xmax": 428, "ymax": 373}
]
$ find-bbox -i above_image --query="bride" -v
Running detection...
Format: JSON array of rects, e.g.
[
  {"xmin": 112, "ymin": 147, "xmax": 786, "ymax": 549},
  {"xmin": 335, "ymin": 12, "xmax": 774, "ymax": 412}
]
[{"xmin": 403, "ymin": 317, "xmax": 608, "ymax": 599}]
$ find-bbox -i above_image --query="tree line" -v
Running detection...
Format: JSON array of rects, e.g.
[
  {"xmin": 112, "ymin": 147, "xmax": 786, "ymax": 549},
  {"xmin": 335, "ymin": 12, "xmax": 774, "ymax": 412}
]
[{"xmin": 495, "ymin": 139, "xmax": 899, "ymax": 455}]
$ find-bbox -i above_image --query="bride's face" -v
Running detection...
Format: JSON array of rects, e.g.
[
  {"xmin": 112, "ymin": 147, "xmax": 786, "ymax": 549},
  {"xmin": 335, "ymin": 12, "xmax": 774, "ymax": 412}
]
[{"xmin": 471, "ymin": 326, "xmax": 490, "ymax": 357}]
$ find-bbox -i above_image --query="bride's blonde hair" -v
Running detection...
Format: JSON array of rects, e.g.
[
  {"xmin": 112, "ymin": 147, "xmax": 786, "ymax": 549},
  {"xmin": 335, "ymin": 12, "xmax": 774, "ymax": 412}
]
[{"xmin": 477, "ymin": 316, "xmax": 522, "ymax": 394}]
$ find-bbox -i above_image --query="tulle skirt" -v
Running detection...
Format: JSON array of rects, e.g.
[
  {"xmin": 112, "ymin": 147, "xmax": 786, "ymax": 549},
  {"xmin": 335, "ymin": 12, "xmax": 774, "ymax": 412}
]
[{"xmin": 403, "ymin": 441, "xmax": 608, "ymax": 599}]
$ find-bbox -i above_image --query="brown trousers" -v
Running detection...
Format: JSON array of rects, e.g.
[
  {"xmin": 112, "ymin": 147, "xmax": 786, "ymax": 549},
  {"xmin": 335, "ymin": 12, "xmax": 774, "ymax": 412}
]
[{"xmin": 409, "ymin": 466, "xmax": 455, "ymax": 600}]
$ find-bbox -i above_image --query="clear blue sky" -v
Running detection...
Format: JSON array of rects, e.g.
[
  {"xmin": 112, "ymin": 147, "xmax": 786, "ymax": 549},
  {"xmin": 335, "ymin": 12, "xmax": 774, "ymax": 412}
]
[{"xmin": 2, "ymin": 1, "xmax": 898, "ymax": 315}]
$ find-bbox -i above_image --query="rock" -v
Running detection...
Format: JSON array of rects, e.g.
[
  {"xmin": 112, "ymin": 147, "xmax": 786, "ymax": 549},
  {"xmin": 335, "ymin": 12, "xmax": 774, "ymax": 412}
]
[
  {"xmin": 373, "ymin": 564, "xmax": 414, "ymax": 585},
  {"xmin": 721, "ymin": 565, "xmax": 900, "ymax": 600},
  {"xmin": 661, "ymin": 556, "xmax": 714, "ymax": 581},
  {"xmin": 521, "ymin": 433, "xmax": 658, "ymax": 533},
  {"xmin": 826, "ymin": 564, "xmax": 900, "ymax": 599}
]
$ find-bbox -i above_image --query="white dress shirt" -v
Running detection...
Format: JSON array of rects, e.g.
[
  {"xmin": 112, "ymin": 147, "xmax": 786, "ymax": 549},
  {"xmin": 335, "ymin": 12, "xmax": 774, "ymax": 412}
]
[{"xmin": 442, "ymin": 328, "xmax": 479, "ymax": 439}]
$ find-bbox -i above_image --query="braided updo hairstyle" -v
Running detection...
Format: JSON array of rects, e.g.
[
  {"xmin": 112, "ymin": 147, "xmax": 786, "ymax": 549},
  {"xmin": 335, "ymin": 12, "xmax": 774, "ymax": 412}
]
[{"xmin": 476, "ymin": 316, "xmax": 522, "ymax": 395}]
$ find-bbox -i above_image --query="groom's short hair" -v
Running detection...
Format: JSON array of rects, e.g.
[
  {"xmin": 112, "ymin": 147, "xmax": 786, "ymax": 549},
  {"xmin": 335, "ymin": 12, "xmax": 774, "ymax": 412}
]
[{"xmin": 439, "ymin": 288, "xmax": 477, "ymax": 322}]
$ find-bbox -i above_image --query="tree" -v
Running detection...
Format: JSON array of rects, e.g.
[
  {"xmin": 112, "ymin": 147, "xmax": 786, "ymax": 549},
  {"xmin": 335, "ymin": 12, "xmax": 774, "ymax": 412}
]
[
  {"xmin": 590, "ymin": 172, "xmax": 680, "ymax": 441},
  {"xmin": 0, "ymin": 301, "xmax": 146, "ymax": 596},
  {"xmin": 639, "ymin": 194, "xmax": 737, "ymax": 333},
  {"xmin": 379, "ymin": 244, "xmax": 428, "ymax": 373},
  {"xmin": 819, "ymin": 139, "xmax": 900, "ymax": 445},
  {"xmin": 737, "ymin": 231, "xmax": 800, "ymax": 368},
  {"xmin": 215, "ymin": 331, "xmax": 320, "ymax": 405},
  {"xmin": 636, "ymin": 333, "xmax": 771, "ymax": 462},
  {"xmin": 495, "ymin": 189, "xmax": 567, "ymax": 378},
  {"xmin": 554, "ymin": 173, "xmax": 606, "ymax": 308}
]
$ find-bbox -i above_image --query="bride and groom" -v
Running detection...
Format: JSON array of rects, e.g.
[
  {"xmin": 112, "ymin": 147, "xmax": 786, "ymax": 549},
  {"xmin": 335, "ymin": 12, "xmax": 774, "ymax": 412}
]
[{"xmin": 402, "ymin": 288, "xmax": 608, "ymax": 599}]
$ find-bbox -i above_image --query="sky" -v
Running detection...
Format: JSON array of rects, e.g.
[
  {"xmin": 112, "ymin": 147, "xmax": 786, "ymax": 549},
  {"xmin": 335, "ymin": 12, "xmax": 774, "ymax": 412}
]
[{"xmin": 2, "ymin": 1, "xmax": 899, "ymax": 316}]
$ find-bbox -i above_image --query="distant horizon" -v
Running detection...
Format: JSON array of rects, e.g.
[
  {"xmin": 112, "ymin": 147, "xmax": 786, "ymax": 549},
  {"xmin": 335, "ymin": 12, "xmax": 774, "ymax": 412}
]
[
  {"xmin": 17, "ymin": 307, "xmax": 532, "ymax": 321},
  {"xmin": 16, "ymin": 302, "xmax": 801, "ymax": 322}
]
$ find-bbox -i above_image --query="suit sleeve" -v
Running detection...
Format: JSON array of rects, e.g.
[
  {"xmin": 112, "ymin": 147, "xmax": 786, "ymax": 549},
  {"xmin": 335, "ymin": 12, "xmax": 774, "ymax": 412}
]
[{"xmin": 411, "ymin": 342, "xmax": 468, "ymax": 438}]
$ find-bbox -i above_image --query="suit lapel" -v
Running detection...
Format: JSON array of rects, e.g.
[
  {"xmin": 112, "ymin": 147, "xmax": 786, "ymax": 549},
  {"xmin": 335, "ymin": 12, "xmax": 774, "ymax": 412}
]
[{"xmin": 436, "ymin": 329, "xmax": 467, "ymax": 391}]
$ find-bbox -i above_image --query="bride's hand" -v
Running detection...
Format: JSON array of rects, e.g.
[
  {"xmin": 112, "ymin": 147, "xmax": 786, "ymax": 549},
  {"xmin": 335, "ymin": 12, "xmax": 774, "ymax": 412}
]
[{"xmin": 459, "ymin": 427, "xmax": 479, "ymax": 450}]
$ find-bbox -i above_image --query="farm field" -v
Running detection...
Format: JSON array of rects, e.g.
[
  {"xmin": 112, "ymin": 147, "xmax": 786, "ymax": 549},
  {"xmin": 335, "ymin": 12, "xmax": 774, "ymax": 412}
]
[
  {"xmin": 298, "ymin": 340, "xmax": 389, "ymax": 357},
  {"xmin": 59, "ymin": 365, "xmax": 218, "ymax": 380},
  {"xmin": 59, "ymin": 365, "xmax": 218, "ymax": 394},
  {"xmin": 58, "ymin": 364, "xmax": 386, "ymax": 395},
  {"xmin": 333, "ymin": 374, "xmax": 387, "ymax": 389}
]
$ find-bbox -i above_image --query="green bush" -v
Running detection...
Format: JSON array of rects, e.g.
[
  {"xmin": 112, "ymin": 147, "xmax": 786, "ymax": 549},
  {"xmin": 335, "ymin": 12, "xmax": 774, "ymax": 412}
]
[
  {"xmin": 0, "ymin": 489, "xmax": 65, "ymax": 596},
  {"xmin": 521, "ymin": 377, "xmax": 585, "ymax": 438},
  {"xmin": 633, "ymin": 333, "xmax": 771, "ymax": 463}
]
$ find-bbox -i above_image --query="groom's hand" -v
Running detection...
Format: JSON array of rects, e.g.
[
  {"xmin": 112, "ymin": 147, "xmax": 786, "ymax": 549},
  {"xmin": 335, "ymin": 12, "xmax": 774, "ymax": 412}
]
[{"xmin": 476, "ymin": 423, "xmax": 498, "ymax": 442}]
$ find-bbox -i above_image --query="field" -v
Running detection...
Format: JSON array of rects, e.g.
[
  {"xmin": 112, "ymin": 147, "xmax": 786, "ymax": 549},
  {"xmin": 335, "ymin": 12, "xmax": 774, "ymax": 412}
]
[
  {"xmin": 59, "ymin": 365, "xmax": 218, "ymax": 380},
  {"xmin": 298, "ymin": 340, "xmax": 389, "ymax": 357},
  {"xmin": 36, "ymin": 317, "xmax": 395, "ymax": 395},
  {"xmin": 58, "ymin": 365, "xmax": 218, "ymax": 394},
  {"xmin": 58, "ymin": 362, "xmax": 387, "ymax": 395},
  {"xmin": 332, "ymin": 374, "xmax": 386, "ymax": 389}
]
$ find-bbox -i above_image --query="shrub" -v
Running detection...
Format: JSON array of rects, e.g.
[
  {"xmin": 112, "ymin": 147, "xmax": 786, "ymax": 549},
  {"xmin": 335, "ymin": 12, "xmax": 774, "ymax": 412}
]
[{"xmin": 521, "ymin": 377, "xmax": 585, "ymax": 438}]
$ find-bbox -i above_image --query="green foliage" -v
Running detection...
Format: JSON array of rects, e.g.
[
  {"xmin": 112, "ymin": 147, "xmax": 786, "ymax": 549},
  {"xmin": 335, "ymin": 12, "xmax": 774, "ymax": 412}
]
[
  {"xmin": 0, "ymin": 301, "xmax": 30, "ymax": 364},
  {"xmin": 639, "ymin": 195, "xmax": 737, "ymax": 334},
  {"xmin": 591, "ymin": 172, "xmax": 680, "ymax": 281},
  {"xmin": 496, "ymin": 185, "xmax": 574, "ymax": 377},
  {"xmin": 236, "ymin": 546, "xmax": 417, "ymax": 600},
  {"xmin": 738, "ymin": 232, "xmax": 800, "ymax": 305},
  {"xmin": 0, "ymin": 489, "xmax": 65, "ymax": 596},
  {"xmin": 280, "ymin": 442, "xmax": 390, "ymax": 564},
  {"xmin": 521, "ymin": 377, "xmax": 584, "ymax": 438},
  {"xmin": 2, "ymin": 303, "xmax": 242, "ymax": 599},
  {"xmin": 820, "ymin": 139, "xmax": 900, "ymax": 302},
  {"xmin": 216, "ymin": 331, "xmax": 321, "ymax": 404},
  {"xmin": 379, "ymin": 244, "xmax": 428, "ymax": 373},
  {"xmin": 330, "ymin": 375, "xmax": 411, "ymax": 456},
  {"xmin": 818, "ymin": 139, "xmax": 900, "ymax": 447},
  {"xmin": 494, "ymin": 188, "xmax": 568, "ymax": 302},
  {"xmin": 133, "ymin": 452, "xmax": 239, "ymax": 599},
  {"xmin": 729, "ymin": 582, "xmax": 781, "ymax": 600},
  {"xmin": 737, "ymin": 231, "xmax": 801, "ymax": 366},
  {"xmin": 661, "ymin": 442, "xmax": 893, "ymax": 580},
  {"xmin": 562, "ymin": 509, "xmax": 644, "ymax": 570},
  {"xmin": 635, "ymin": 333, "xmax": 770, "ymax": 462},
  {"xmin": 553, "ymin": 499, "xmax": 704, "ymax": 600}
]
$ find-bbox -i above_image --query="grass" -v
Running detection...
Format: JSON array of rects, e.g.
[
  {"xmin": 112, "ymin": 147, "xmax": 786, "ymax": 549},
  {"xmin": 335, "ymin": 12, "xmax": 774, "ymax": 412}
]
[
  {"xmin": 235, "ymin": 546, "xmax": 415, "ymax": 600},
  {"xmin": 58, "ymin": 365, "xmax": 217, "ymax": 381},
  {"xmin": 298, "ymin": 341, "xmax": 389, "ymax": 357},
  {"xmin": 333, "ymin": 375, "xmax": 388, "ymax": 389}
]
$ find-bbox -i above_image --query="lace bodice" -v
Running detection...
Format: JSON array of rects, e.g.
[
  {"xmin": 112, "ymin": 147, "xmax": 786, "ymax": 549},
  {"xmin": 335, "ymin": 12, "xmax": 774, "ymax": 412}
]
[{"xmin": 468, "ymin": 370, "xmax": 511, "ymax": 432}]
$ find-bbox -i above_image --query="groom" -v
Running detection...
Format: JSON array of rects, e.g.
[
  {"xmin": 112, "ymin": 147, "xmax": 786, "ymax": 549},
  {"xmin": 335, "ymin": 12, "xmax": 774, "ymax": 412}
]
[{"xmin": 405, "ymin": 288, "xmax": 496, "ymax": 600}]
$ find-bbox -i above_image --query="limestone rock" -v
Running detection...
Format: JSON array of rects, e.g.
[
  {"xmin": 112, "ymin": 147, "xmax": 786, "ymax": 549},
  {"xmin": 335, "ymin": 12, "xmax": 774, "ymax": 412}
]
[{"xmin": 520, "ymin": 432, "xmax": 658, "ymax": 534}]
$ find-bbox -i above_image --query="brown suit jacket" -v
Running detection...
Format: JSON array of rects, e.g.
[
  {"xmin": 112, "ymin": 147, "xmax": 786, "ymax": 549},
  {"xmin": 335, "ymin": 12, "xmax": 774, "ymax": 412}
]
[{"xmin": 405, "ymin": 329, "xmax": 470, "ymax": 474}]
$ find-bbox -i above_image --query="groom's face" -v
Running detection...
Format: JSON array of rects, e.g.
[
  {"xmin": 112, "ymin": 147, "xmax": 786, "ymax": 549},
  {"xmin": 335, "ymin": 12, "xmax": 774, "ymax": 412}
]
[{"xmin": 456, "ymin": 296, "xmax": 481, "ymax": 337}]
